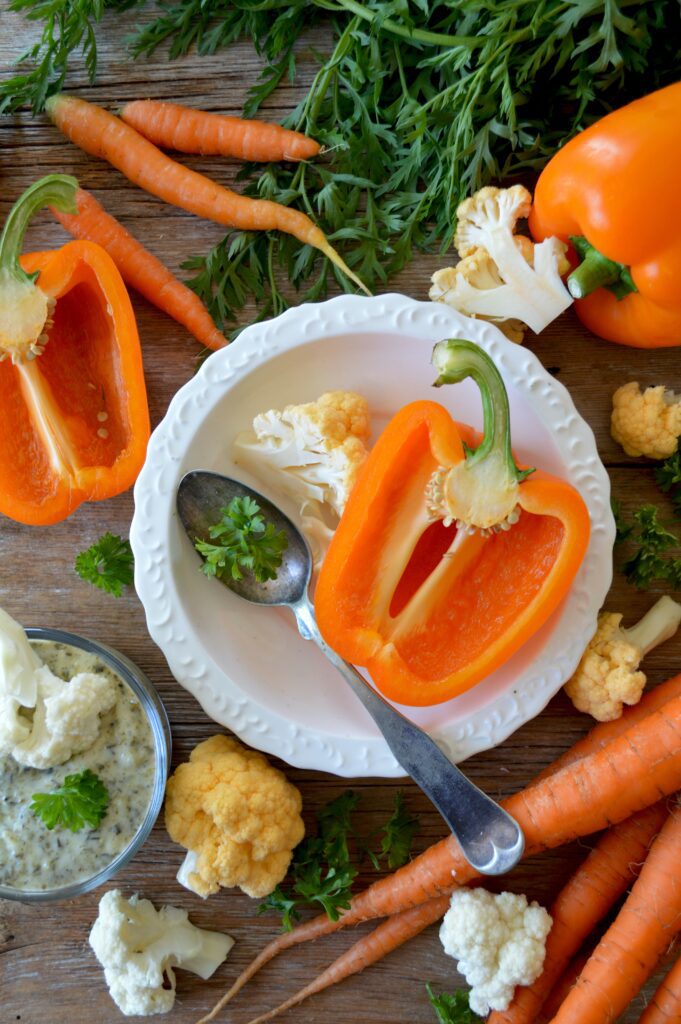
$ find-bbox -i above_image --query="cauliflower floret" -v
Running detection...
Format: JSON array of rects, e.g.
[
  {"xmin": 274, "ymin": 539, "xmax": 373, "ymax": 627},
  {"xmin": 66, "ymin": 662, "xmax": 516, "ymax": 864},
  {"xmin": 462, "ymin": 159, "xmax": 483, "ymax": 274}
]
[
  {"xmin": 0, "ymin": 604, "xmax": 115, "ymax": 768},
  {"xmin": 611, "ymin": 382, "xmax": 681, "ymax": 459},
  {"xmin": 89, "ymin": 889, "xmax": 233, "ymax": 1017},
  {"xmin": 565, "ymin": 596, "xmax": 681, "ymax": 721},
  {"xmin": 233, "ymin": 391, "xmax": 371, "ymax": 565},
  {"xmin": 430, "ymin": 185, "xmax": 572, "ymax": 336},
  {"xmin": 440, "ymin": 888, "xmax": 552, "ymax": 1017},
  {"xmin": 165, "ymin": 734, "xmax": 305, "ymax": 899},
  {"xmin": 11, "ymin": 668, "xmax": 116, "ymax": 768}
]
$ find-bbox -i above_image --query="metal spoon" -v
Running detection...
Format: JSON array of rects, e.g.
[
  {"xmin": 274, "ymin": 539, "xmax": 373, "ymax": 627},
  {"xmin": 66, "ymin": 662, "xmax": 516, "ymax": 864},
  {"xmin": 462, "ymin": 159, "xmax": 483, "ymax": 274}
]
[{"xmin": 177, "ymin": 471, "xmax": 524, "ymax": 876}]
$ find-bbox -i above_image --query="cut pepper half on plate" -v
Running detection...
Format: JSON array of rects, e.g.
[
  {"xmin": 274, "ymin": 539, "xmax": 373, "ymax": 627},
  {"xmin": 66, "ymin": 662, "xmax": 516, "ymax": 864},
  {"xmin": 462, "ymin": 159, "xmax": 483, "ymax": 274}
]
[
  {"xmin": 315, "ymin": 339, "xmax": 591, "ymax": 707},
  {"xmin": 0, "ymin": 175, "xmax": 150, "ymax": 525}
]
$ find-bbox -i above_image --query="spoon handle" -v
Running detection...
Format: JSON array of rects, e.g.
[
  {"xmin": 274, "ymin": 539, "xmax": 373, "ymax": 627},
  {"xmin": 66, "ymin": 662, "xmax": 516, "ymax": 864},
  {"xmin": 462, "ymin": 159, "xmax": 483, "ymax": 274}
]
[{"xmin": 294, "ymin": 599, "xmax": 524, "ymax": 876}]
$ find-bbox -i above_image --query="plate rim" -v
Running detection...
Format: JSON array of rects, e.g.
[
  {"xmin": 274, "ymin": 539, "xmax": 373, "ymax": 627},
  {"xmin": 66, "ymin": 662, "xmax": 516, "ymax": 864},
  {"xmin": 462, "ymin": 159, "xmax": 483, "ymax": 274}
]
[{"xmin": 131, "ymin": 293, "xmax": 614, "ymax": 777}]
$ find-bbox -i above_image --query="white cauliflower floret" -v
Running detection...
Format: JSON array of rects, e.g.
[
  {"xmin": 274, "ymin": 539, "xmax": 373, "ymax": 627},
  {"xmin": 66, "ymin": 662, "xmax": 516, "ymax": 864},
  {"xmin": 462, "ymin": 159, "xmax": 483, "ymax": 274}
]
[
  {"xmin": 89, "ymin": 889, "xmax": 233, "ymax": 1017},
  {"xmin": 0, "ymin": 605, "xmax": 42, "ymax": 752},
  {"xmin": 430, "ymin": 185, "xmax": 572, "ymax": 337},
  {"xmin": 233, "ymin": 391, "xmax": 370, "ymax": 565},
  {"xmin": 565, "ymin": 596, "xmax": 681, "ymax": 721},
  {"xmin": 0, "ymin": 605, "xmax": 115, "ymax": 768},
  {"xmin": 440, "ymin": 888, "xmax": 552, "ymax": 1017},
  {"xmin": 611, "ymin": 382, "xmax": 681, "ymax": 459},
  {"xmin": 11, "ymin": 668, "xmax": 116, "ymax": 768}
]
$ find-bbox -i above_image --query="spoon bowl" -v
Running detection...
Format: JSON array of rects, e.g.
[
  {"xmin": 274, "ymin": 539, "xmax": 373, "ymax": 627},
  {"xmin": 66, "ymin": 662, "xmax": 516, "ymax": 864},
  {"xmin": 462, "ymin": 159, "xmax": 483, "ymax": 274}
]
[{"xmin": 178, "ymin": 471, "xmax": 311, "ymax": 606}]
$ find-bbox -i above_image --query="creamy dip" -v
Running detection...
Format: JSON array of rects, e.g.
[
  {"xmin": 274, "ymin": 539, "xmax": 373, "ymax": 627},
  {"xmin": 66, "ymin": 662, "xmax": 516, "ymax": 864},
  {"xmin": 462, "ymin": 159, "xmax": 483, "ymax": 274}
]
[{"xmin": 0, "ymin": 640, "xmax": 156, "ymax": 891}]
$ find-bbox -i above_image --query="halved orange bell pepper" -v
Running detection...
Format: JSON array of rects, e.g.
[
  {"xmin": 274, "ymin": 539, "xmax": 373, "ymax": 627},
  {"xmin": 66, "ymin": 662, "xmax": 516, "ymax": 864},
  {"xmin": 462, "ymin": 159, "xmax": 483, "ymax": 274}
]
[
  {"xmin": 0, "ymin": 175, "xmax": 149, "ymax": 525},
  {"xmin": 315, "ymin": 340, "xmax": 590, "ymax": 707},
  {"xmin": 529, "ymin": 82, "xmax": 681, "ymax": 348}
]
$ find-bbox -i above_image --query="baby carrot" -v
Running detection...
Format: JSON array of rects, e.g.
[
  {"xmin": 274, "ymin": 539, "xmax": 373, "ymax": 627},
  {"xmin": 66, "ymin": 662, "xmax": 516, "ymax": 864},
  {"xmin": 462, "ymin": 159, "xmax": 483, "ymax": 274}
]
[
  {"xmin": 488, "ymin": 801, "xmax": 669, "ymax": 1024},
  {"xmin": 120, "ymin": 100, "xmax": 321, "ymax": 162},
  {"xmin": 46, "ymin": 94, "xmax": 367, "ymax": 294},
  {"xmin": 548, "ymin": 803, "xmax": 681, "ymax": 1024},
  {"xmin": 638, "ymin": 953, "xmax": 681, "ymax": 1023},
  {"xmin": 207, "ymin": 687, "xmax": 681, "ymax": 1006},
  {"xmin": 197, "ymin": 896, "xmax": 451, "ymax": 1024},
  {"xmin": 52, "ymin": 188, "xmax": 227, "ymax": 350}
]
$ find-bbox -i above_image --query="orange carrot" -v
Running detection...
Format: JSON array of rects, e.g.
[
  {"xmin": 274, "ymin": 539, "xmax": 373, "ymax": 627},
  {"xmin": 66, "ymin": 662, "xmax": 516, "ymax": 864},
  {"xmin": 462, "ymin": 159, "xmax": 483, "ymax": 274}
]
[
  {"xmin": 638, "ymin": 952, "xmax": 681, "ymax": 1023},
  {"xmin": 488, "ymin": 801, "xmax": 669, "ymax": 1024},
  {"xmin": 120, "ymin": 100, "xmax": 320, "ymax": 162},
  {"xmin": 46, "ymin": 94, "xmax": 367, "ymax": 294},
  {"xmin": 52, "ymin": 188, "xmax": 227, "ymax": 350},
  {"xmin": 197, "ymin": 896, "xmax": 450, "ymax": 1024},
  {"xmin": 538, "ymin": 951, "xmax": 591, "ymax": 1023},
  {"xmin": 548, "ymin": 802, "xmax": 681, "ymax": 1024},
  {"xmin": 210, "ymin": 688, "xmax": 681, "ymax": 1004},
  {"xmin": 535, "ymin": 673, "xmax": 681, "ymax": 781}
]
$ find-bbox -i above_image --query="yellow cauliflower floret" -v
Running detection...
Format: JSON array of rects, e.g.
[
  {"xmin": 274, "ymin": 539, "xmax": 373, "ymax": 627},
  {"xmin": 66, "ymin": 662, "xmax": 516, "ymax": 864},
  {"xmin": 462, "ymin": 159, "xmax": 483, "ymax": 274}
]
[
  {"xmin": 611, "ymin": 382, "xmax": 681, "ymax": 459},
  {"xmin": 165, "ymin": 734, "xmax": 304, "ymax": 899},
  {"xmin": 564, "ymin": 597, "xmax": 681, "ymax": 721}
]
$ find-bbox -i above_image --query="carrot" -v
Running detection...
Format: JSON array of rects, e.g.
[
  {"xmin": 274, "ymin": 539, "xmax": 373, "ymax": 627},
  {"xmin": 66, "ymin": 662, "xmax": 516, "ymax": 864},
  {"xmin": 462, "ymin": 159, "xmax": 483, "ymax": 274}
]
[
  {"xmin": 535, "ymin": 672, "xmax": 681, "ymax": 781},
  {"xmin": 548, "ymin": 802, "xmax": 681, "ymax": 1024},
  {"xmin": 51, "ymin": 188, "xmax": 227, "ymax": 351},
  {"xmin": 538, "ymin": 951, "xmax": 591, "ymax": 1023},
  {"xmin": 46, "ymin": 94, "xmax": 368, "ymax": 294},
  {"xmin": 209, "ymin": 687, "xmax": 681, "ymax": 1005},
  {"xmin": 638, "ymin": 952, "xmax": 681, "ymax": 1023},
  {"xmin": 197, "ymin": 896, "xmax": 450, "ymax": 1024},
  {"xmin": 120, "ymin": 100, "xmax": 321, "ymax": 163},
  {"xmin": 488, "ymin": 801, "xmax": 669, "ymax": 1024}
]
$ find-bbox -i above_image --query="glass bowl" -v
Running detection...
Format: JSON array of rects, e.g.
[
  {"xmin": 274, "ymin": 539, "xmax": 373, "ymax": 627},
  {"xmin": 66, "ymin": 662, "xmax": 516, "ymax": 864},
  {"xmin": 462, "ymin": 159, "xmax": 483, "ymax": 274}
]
[{"xmin": 0, "ymin": 628, "xmax": 171, "ymax": 903}]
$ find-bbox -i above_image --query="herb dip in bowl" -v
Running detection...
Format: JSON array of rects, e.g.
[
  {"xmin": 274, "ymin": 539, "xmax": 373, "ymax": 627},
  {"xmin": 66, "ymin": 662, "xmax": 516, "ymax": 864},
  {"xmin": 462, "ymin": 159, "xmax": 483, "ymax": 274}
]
[{"xmin": 0, "ymin": 628, "xmax": 170, "ymax": 902}]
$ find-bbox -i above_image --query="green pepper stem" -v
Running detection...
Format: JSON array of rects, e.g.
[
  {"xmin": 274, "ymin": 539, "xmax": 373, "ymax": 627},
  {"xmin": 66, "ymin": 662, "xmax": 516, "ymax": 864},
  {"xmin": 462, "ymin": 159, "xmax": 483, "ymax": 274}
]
[
  {"xmin": 432, "ymin": 338, "xmax": 532, "ymax": 483},
  {"xmin": 567, "ymin": 235, "xmax": 637, "ymax": 301},
  {"xmin": 0, "ymin": 174, "xmax": 78, "ymax": 284}
]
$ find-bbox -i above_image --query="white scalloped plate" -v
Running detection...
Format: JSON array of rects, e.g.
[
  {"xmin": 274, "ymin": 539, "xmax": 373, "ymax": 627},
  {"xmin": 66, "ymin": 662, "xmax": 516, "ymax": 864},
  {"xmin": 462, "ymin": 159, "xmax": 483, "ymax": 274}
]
[{"xmin": 131, "ymin": 294, "xmax": 614, "ymax": 777}]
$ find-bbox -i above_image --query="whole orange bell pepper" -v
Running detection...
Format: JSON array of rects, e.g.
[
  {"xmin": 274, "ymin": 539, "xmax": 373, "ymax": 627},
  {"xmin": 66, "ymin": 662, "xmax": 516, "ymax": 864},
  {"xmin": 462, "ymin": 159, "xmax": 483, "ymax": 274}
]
[
  {"xmin": 315, "ymin": 340, "xmax": 590, "ymax": 707},
  {"xmin": 0, "ymin": 175, "xmax": 149, "ymax": 525},
  {"xmin": 529, "ymin": 82, "xmax": 681, "ymax": 348}
]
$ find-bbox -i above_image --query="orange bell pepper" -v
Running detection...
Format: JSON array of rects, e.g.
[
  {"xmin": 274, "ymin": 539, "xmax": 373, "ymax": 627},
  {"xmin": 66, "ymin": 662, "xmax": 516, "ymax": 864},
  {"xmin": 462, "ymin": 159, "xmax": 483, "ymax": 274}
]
[
  {"xmin": 529, "ymin": 82, "xmax": 681, "ymax": 348},
  {"xmin": 0, "ymin": 175, "xmax": 149, "ymax": 525},
  {"xmin": 315, "ymin": 340, "xmax": 590, "ymax": 707}
]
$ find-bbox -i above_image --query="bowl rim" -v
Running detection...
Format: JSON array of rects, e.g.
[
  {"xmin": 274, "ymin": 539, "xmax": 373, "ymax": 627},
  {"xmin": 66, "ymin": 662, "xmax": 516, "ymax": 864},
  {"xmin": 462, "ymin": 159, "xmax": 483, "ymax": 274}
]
[{"xmin": 0, "ymin": 628, "xmax": 171, "ymax": 904}]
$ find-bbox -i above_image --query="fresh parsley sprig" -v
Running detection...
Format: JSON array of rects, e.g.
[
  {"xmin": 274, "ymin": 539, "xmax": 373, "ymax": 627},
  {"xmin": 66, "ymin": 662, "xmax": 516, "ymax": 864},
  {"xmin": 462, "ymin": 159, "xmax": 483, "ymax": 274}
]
[
  {"xmin": 30, "ymin": 769, "xmax": 109, "ymax": 832},
  {"xmin": 259, "ymin": 789, "xmax": 419, "ymax": 931},
  {"xmin": 426, "ymin": 984, "xmax": 483, "ymax": 1024},
  {"xmin": 74, "ymin": 533, "xmax": 134, "ymax": 597},
  {"xmin": 195, "ymin": 496, "xmax": 288, "ymax": 584}
]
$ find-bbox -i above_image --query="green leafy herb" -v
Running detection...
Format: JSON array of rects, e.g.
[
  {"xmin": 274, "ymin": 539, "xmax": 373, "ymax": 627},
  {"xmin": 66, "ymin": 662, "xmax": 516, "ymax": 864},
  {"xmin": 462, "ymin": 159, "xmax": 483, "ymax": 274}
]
[
  {"xmin": 611, "ymin": 498, "xmax": 632, "ymax": 545},
  {"xmin": 259, "ymin": 790, "xmax": 359, "ymax": 931},
  {"xmin": 615, "ymin": 505, "xmax": 681, "ymax": 589},
  {"xmin": 362, "ymin": 790, "xmax": 419, "ymax": 871},
  {"xmin": 654, "ymin": 450, "xmax": 681, "ymax": 518},
  {"xmin": 195, "ymin": 496, "xmax": 288, "ymax": 584},
  {"xmin": 426, "ymin": 983, "xmax": 482, "ymax": 1024},
  {"xmin": 74, "ymin": 532, "xmax": 134, "ymax": 597},
  {"xmin": 0, "ymin": 0, "xmax": 141, "ymax": 114},
  {"xmin": 259, "ymin": 789, "xmax": 419, "ymax": 930},
  {"xmin": 30, "ymin": 769, "xmax": 109, "ymax": 832}
]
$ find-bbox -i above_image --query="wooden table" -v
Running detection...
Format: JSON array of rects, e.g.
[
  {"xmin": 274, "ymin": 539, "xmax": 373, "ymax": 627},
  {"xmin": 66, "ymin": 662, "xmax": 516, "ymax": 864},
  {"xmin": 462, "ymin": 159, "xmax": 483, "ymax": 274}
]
[{"xmin": 1, "ymin": 11, "xmax": 678, "ymax": 1023}]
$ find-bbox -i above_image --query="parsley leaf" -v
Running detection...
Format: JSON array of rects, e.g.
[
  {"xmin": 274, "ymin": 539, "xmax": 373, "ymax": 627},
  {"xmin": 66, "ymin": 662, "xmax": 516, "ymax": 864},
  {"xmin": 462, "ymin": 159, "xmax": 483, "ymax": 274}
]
[
  {"xmin": 621, "ymin": 505, "xmax": 681, "ymax": 589},
  {"xmin": 654, "ymin": 450, "xmax": 681, "ymax": 518},
  {"xmin": 30, "ymin": 769, "xmax": 109, "ymax": 832},
  {"xmin": 74, "ymin": 533, "xmax": 134, "ymax": 597},
  {"xmin": 195, "ymin": 496, "xmax": 288, "ymax": 584},
  {"xmin": 426, "ymin": 984, "xmax": 483, "ymax": 1024},
  {"xmin": 259, "ymin": 790, "xmax": 419, "ymax": 931}
]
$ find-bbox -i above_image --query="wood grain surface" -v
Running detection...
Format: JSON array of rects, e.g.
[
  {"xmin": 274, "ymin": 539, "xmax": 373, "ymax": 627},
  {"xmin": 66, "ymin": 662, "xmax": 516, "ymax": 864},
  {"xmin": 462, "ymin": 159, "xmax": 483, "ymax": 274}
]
[{"xmin": 1, "ymin": 9, "xmax": 679, "ymax": 1023}]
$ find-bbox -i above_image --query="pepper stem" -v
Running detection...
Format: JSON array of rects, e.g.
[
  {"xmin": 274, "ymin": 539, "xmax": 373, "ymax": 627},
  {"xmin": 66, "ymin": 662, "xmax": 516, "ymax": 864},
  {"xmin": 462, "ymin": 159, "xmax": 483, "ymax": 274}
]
[
  {"xmin": 0, "ymin": 175, "xmax": 78, "ymax": 363},
  {"xmin": 567, "ymin": 235, "xmax": 637, "ymax": 301},
  {"xmin": 0, "ymin": 174, "xmax": 78, "ymax": 285},
  {"xmin": 432, "ymin": 338, "xmax": 531, "ymax": 484}
]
